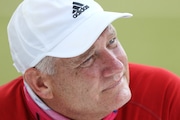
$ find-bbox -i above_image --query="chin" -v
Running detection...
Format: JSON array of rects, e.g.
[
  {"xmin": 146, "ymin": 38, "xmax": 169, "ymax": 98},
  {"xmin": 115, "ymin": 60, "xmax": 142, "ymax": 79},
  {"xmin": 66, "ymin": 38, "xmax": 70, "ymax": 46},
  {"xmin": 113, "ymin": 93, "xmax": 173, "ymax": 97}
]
[
  {"xmin": 112, "ymin": 78, "xmax": 131, "ymax": 110},
  {"xmin": 116, "ymin": 85, "xmax": 131, "ymax": 109},
  {"xmin": 103, "ymin": 87, "xmax": 131, "ymax": 115}
]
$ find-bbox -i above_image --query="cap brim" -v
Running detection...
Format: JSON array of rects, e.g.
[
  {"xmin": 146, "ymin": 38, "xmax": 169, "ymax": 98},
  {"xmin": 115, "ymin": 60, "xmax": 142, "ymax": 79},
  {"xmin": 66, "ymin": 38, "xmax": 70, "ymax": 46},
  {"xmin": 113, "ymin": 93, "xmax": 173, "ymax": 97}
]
[{"xmin": 49, "ymin": 12, "xmax": 132, "ymax": 58}]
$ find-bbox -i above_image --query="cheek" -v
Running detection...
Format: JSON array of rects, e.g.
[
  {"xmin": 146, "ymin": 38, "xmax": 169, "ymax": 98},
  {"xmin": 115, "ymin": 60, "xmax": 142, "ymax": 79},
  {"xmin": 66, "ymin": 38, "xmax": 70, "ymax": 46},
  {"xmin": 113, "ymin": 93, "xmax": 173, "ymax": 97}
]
[
  {"xmin": 79, "ymin": 66, "xmax": 102, "ymax": 91},
  {"xmin": 115, "ymin": 45, "xmax": 128, "ymax": 61},
  {"xmin": 77, "ymin": 65, "xmax": 105, "ymax": 99},
  {"xmin": 114, "ymin": 45, "xmax": 129, "ymax": 69},
  {"xmin": 67, "ymin": 68, "xmax": 104, "ymax": 110},
  {"xmin": 53, "ymin": 67, "xmax": 102, "ymax": 101},
  {"xmin": 126, "ymin": 64, "xmax": 130, "ymax": 83}
]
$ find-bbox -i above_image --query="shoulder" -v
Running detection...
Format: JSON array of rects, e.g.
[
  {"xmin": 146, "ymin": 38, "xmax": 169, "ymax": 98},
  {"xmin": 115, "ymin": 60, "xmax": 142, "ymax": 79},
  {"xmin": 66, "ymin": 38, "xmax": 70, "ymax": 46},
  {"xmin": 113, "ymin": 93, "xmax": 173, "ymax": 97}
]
[
  {"xmin": 129, "ymin": 63, "xmax": 180, "ymax": 88},
  {"xmin": 0, "ymin": 76, "xmax": 34, "ymax": 119},
  {"xmin": 116, "ymin": 63, "xmax": 180, "ymax": 120},
  {"xmin": 0, "ymin": 76, "xmax": 24, "ymax": 98},
  {"xmin": 0, "ymin": 76, "xmax": 24, "ymax": 100},
  {"xmin": 129, "ymin": 63, "xmax": 180, "ymax": 104}
]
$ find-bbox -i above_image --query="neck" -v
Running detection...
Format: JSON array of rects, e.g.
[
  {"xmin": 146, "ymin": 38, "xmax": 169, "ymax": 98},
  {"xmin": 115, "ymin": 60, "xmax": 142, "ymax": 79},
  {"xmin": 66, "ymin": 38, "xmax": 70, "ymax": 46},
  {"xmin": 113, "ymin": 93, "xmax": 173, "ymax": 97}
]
[{"xmin": 43, "ymin": 98, "xmax": 115, "ymax": 120}]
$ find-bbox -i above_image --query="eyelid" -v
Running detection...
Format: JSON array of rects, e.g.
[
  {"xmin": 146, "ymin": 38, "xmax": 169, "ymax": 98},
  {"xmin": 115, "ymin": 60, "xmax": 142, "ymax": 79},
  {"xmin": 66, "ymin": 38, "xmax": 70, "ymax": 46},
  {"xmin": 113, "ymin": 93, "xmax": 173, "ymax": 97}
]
[
  {"xmin": 110, "ymin": 37, "xmax": 116, "ymax": 43},
  {"xmin": 83, "ymin": 55, "xmax": 93, "ymax": 63},
  {"xmin": 79, "ymin": 50, "xmax": 96, "ymax": 67},
  {"xmin": 107, "ymin": 37, "xmax": 117, "ymax": 48},
  {"xmin": 79, "ymin": 55, "xmax": 94, "ymax": 68}
]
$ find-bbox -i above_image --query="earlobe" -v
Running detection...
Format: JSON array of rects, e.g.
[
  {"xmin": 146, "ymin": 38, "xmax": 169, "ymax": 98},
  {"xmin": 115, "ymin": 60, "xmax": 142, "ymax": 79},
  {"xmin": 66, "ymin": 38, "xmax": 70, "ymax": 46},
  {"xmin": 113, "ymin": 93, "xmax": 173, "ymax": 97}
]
[{"xmin": 24, "ymin": 68, "xmax": 53, "ymax": 99}]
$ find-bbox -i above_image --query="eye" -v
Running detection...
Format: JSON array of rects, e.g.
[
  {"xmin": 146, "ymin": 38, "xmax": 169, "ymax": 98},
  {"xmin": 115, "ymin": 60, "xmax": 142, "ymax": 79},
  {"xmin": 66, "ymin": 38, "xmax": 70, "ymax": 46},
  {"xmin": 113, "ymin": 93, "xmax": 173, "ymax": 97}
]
[
  {"xmin": 107, "ymin": 37, "xmax": 117, "ymax": 48},
  {"xmin": 80, "ymin": 55, "xmax": 95, "ymax": 68}
]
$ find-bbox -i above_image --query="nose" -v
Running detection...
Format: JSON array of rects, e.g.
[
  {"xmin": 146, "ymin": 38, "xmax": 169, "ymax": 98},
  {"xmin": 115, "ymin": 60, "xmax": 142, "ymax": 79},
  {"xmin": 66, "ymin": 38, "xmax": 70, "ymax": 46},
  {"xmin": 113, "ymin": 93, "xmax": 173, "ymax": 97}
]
[{"xmin": 101, "ymin": 50, "xmax": 124, "ymax": 78}]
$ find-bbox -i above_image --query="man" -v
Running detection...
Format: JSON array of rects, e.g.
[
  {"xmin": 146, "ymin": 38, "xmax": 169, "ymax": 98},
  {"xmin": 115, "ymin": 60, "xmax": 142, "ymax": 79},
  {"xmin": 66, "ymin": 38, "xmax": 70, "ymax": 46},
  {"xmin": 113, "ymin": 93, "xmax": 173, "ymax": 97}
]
[{"xmin": 0, "ymin": 0, "xmax": 180, "ymax": 120}]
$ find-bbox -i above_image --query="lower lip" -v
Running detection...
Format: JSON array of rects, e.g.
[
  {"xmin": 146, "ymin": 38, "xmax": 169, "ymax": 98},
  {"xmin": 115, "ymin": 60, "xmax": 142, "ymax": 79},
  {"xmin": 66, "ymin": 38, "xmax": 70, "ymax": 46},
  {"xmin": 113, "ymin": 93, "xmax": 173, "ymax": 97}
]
[{"xmin": 103, "ymin": 78, "xmax": 123, "ymax": 92}]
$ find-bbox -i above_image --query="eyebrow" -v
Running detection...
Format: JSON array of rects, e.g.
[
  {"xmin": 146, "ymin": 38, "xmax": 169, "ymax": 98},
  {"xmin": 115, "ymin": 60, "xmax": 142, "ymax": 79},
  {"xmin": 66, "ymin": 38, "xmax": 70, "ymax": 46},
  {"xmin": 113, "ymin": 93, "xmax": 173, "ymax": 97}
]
[
  {"xmin": 76, "ymin": 45, "xmax": 95, "ymax": 62},
  {"xmin": 64, "ymin": 45, "xmax": 96, "ymax": 67},
  {"xmin": 99, "ymin": 25, "xmax": 117, "ymax": 40},
  {"xmin": 107, "ymin": 25, "xmax": 117, "ymax": 37}
]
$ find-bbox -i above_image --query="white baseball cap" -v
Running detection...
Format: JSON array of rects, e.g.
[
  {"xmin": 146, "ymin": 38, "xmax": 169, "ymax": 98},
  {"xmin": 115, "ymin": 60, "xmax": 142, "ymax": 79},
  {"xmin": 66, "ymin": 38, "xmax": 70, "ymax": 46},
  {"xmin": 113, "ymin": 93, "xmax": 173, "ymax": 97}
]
[{"xmin": 7, "ymin": 0, "xmax": 132, "ymax": 73}]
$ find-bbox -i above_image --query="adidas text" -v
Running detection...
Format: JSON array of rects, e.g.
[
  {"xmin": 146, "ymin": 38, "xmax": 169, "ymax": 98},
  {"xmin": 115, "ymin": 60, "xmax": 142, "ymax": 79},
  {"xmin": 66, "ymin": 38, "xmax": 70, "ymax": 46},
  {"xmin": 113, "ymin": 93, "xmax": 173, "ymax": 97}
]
[{"xmin": 72, "ymin": 2, "xmax": 89, "ymax": 18}]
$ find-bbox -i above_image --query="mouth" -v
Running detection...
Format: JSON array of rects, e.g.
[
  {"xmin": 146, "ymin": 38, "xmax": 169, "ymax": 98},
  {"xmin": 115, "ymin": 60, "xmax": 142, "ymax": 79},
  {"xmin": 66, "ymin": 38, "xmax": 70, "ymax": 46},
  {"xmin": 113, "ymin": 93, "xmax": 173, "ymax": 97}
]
[{"xmin": 103, "ymin": 73, "xmax": 124, "ymax": 92}]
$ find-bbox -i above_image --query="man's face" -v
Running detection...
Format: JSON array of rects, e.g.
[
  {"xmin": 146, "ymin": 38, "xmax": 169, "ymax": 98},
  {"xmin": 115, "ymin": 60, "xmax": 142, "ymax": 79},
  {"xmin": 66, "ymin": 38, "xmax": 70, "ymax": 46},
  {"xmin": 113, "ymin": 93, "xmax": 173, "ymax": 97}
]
[{"xmin": 47, "ymin": 25, "xmax": 131, "ymax": 119}]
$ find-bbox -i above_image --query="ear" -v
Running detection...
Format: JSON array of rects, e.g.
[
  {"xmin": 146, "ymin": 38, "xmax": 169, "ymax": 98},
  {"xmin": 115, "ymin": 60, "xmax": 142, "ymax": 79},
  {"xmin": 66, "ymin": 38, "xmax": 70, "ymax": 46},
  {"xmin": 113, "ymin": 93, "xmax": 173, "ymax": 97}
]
[{"xmin": 24, "ymin": 68, "xmax": 53, "ymax": 99}]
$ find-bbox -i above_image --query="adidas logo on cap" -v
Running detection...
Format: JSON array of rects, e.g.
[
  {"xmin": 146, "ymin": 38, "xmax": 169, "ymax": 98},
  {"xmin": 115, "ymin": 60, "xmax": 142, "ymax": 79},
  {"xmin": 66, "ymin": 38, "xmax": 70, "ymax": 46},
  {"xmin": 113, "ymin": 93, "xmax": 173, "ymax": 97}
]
[{"xmin": 72, "ymin": 2, "xmax": 89, "ymax": 18}]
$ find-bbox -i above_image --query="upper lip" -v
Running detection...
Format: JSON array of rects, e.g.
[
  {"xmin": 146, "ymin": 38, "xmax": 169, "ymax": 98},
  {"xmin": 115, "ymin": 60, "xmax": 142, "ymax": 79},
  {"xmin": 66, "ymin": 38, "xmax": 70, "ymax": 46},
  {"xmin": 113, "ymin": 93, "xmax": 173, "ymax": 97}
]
[{"xmin": 103, "ymin": 73, "xmax": 124, "ymax": 92}]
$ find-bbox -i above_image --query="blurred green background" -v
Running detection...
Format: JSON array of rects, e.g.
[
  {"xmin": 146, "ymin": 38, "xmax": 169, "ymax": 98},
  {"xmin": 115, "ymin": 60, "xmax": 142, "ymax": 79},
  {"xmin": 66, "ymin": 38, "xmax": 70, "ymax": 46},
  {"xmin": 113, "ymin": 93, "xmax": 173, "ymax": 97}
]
[{"xmin": 0, "ymin": 0, "xmax": 180, "ymax": 85}]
